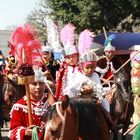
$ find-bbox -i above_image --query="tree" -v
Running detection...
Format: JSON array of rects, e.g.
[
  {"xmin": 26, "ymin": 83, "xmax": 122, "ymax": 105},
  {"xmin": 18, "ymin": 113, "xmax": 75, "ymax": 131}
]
[
  {"xmin": 44, "ymin": 0, "xmax": 140, "ymax": 34},
  {"xmin": 26, "ymin": 2, "xmax": 49, "ymax": 43}
]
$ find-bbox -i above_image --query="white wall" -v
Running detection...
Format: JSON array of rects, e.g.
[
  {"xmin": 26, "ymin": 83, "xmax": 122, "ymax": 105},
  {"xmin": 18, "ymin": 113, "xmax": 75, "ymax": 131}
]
[{"xmin": 0, "ymin": 29, "xmax": 13, "ymax": 56}]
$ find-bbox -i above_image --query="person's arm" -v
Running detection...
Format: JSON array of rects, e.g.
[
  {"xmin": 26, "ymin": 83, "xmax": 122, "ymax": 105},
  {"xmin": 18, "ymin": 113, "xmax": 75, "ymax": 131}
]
[
  {"xmin": 9, "ymin": 107, "xmax": 26, "ymax": 140},
  {"xmin": 9, "ymin": 104, "xmax": 35, "ymax": 140}
]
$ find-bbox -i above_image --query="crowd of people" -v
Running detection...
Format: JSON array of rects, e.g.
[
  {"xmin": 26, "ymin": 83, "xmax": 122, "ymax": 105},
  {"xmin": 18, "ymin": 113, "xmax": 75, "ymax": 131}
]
[
  {"xmin": 0, "ymin": 37, "xmax": 116, "ymax": 139},
  {"xmin": 0, "ymin": 31, "xmax": 140, "ymax": 140}
]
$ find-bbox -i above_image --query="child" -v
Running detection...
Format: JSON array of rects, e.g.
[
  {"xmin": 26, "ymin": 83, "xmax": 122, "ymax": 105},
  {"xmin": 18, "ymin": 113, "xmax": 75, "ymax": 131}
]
[
  {"xmin": 78, "ymin": 50, "xmax": 110, "ymax": 112},
  {"xmin": 39, "ymin": 45, "xmax": 60, "ymax": 83},
  {"xmin": 55, "ymin": 41, "xmax": 80, "ymax": 99}
]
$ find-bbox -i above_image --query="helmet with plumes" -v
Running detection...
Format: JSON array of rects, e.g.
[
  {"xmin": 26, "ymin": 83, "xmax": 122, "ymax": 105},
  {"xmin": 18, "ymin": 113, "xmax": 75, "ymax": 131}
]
[
  {"xmin": 104, "ymin": 34, "xmax": 116, "ymax": 52},
  {"xmin": 63, "ymin": 41, "xmax": 79, "ymax": 56},
  {"xmin": 80, "ymin": 50, "xmax": 97, "ymax": 63}
]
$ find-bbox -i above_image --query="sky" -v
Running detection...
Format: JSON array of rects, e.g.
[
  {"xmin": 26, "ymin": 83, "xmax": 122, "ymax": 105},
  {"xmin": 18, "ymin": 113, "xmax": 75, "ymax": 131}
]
[{"xmin": 0, "ymin": 0, "xmax": 39, "ymax": 30}]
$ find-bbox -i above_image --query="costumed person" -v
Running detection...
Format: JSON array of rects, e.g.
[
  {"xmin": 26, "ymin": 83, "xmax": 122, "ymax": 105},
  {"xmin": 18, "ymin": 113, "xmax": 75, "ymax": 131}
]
[
  {"xmin": 78, "ymin": 50, "xmax": 110, "ymax": 112},
  {"xmin": 95, "ymin": 34, "xmax": 121, "ymax": 102},
  {"xmin": 69, "ymin": 50, "xmax": 116, "ymax": 132},
  {"xmin": 55, "ymin": 23, "xmax": 81, "ymax": 100},
  {"xmin": 55, "ymin": 41, "xmax": 80, "ymax": 99},
  {"xmin": 0, "ymin": 76, "xmax": 3, "ymax": 140},
  {"xmin": 8, "ymin": 24, "xmax": 56, "ymax": 140},
  {"xmin": 0, "ymin": 50, "xmax": 6, "ymax": 74},
  {"xmin": 8, "ymin": 66, "xmax": 53, "ymax": 140},
  {"xmin": 39, "ymin": 44, "xmax": 60, "ymax": 83},
  {"xmin": 5, "ymin": 55, "xmax": 18, "ymax": 81},
  {"xmin": 133, "ymin": 122, "xmax": 140, "ymax": 140},
  {"xmin": 130, "ymin": 49, "xmax": 140, "ymax": 135}
]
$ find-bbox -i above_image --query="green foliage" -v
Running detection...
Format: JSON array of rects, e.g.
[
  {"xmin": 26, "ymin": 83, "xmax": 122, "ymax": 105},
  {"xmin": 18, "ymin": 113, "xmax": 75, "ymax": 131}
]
[
  {"xmin": 44, "ymin": 0, "xmax": 140, "ymax": 34},
  {"xmin": 26, "ymin": 4, "xmax": 48, "ymax": 44}
]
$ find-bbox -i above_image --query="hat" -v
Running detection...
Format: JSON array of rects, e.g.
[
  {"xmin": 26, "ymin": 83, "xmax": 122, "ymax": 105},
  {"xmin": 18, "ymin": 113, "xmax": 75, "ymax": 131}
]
[
  {"xmin": 129, "ymin": 45, "xmax": 140, "ymax": 51},
  {"xmin": 33, "ymin": 67, "xmax": 45, "ymax": 82},
  {"xmin": 104, "ymin": 43, "xmax": 115, "ymax": 52},
  {"xmin": 63, "ymin": 41, "xmax": 79, "ymax": 56},
  {"xmin": 80, "ymin": 50, "xmax": 97, "ymax": 65},
  {"xmin": 42, "ymin": 45, "xmax": 53, "ymax": 53},
  {"xmin": 104, "ymin": 34, "xmax": 116, "ymax": 52},
  {"xmin": 130, "ymin": 51, "xmax": 140, "ymax": 63},
  {"xmin": 18, "ymin": 63, "xmax": 35, "ymax": 85}
]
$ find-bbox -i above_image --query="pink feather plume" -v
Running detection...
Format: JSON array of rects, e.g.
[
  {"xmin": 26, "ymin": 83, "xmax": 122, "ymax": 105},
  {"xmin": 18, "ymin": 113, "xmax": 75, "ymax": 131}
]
[
  {"xmin": 60, "ymin": 23, "xmax": 75, "ymax": 47},
  {"xmin": 11, "ymin": 24, "xmax": 42, "ymax": 65},
  {"xmin": 78, "ymin": 29, "xmax": 95, "ymax": 55}
]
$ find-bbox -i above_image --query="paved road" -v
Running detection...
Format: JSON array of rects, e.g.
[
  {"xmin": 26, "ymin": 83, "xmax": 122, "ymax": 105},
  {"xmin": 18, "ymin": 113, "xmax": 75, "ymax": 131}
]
[
  {"xmin": 1, "ymin": 127, "xmax": 9, "ymax": 140},
  {"xmin": 1, "ymin": 127, "xmax": 134, "ymax": 140}
]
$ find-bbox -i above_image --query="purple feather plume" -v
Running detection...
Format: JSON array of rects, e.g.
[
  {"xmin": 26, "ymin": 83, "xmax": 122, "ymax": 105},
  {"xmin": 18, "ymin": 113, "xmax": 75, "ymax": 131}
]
[
  {"xmin": 60, "ymin": 23, "xmax": 75, "ymax": 47},
  {"xmin": 78, "ymin": 29, "xmax": 94, "ymax": 55}
]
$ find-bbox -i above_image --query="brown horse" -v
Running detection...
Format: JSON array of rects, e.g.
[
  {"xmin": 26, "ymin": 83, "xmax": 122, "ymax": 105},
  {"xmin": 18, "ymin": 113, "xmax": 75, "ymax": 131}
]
[
  {"xmin": 110, "ymin": 67, "xmax": 134, "ymax": 140},
  {"xmin": 43, "ymin": 95, "xmax": 110, "ymax": 140},
  {"xmin": 0, "ymin": 74, "xmax": 26, "ymax": 126}
]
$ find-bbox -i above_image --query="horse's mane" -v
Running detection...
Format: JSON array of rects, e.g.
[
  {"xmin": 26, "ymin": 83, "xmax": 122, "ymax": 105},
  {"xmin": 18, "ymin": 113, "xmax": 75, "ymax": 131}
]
[
  {"xmin": 69, "ymin": 98, "xmax": 102, "ymax": 140},
  {"xmin": 114, "ymin": 67, "xmax": 130, "ymax": 83},
  {"xmin": 46, "ymin": 97, "xmax": 103, "ymax": 140},
  {"xmin": 113, "ymin": 67, "xmax": 132, "ymax": 102}
]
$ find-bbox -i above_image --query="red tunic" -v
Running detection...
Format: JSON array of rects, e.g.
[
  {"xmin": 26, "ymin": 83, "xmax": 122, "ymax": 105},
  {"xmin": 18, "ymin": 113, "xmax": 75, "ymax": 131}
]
[{"xmin": 9, "ymin": 95, "xmax": 50, "ymax": 140}]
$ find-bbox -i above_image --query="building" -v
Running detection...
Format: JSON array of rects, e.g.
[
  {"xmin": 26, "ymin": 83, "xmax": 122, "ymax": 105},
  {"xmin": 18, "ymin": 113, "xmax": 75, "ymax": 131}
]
[{"xmin": 0, "ymin": 29, "xmax": 13, "ymax": 56}]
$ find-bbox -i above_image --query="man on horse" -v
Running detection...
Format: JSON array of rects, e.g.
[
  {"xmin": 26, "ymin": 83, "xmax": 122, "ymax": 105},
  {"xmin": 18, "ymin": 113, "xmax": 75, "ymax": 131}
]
[{"xmin": 95, "ymin": 34, "xmax": 122, "ymax": 108}]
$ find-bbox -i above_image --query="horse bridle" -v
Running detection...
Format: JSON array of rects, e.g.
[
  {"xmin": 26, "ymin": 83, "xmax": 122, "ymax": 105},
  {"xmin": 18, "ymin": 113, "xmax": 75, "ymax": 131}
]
[
  {"xmin": 47, "ymin": 102, "xmax": 67, "ymax": 139},
  {"xmin": 114, "ymin": 82, "xmax": 131, "ymax": 103}
]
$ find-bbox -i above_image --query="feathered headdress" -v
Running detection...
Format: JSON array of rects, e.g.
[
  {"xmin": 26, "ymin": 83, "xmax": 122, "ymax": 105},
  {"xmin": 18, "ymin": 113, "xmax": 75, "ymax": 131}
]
[
  {"xmin": 8, "ymin": 24, "xmax": 42, "ymax": 65},
  {"xmin": 60, "ymin": 23, "xmax": 75, "ymax": 47},
  {"xmin": 104, "ymin": 34, "xmax": 116, "ymax": 51},
  {"xmin": 78, "ymin": 29, "xmax": 94, "ymax": 55}
]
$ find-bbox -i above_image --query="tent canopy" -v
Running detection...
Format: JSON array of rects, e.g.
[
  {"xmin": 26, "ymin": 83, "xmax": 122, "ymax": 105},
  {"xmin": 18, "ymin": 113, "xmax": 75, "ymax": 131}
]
[{"xmin": 94, "ymin": 32, "xmax": 140, "ymax": 51}]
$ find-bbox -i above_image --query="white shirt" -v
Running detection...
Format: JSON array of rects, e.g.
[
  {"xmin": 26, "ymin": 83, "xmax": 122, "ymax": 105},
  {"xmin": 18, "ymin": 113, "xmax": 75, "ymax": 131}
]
[
  {"xmin": 63, "ymin": 68, "xmax": 103, "ymax": 98},
  {"xmin": 62, "ymin": 65, "xmax": 80, "ymax": 97}
]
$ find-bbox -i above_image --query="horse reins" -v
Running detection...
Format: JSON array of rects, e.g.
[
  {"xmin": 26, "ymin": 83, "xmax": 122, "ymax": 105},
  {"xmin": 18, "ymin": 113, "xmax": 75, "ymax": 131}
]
[
  {"xmin": 53, "ymin": 102, "xmax": 67, "ymax": 139},
  {"xmin": 104, "ymin": 50, "xmax": 140, "ymax": 84}
]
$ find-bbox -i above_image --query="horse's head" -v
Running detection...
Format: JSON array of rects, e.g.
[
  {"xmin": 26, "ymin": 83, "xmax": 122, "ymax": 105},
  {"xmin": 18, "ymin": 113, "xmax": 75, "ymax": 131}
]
[
  {"xmin": 43, "ymin": 96, "xmax": 109, "ymax": 140},
  {"xmin": 114, "ymin": 68, "xmax": 132, "ymax": 102},
  {"xmin": 43, "ymin": 95, "xmax": 74, "ymax": 140},
  {"xmin": 2, "ymin": 78, "xmax": 17, "ymax": 106}
]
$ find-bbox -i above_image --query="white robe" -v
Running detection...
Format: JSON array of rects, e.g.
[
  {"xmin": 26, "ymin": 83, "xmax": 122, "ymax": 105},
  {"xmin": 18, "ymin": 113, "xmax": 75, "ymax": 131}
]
[
  {"xmin": 62, "ymin": 65, "xmax": 80, "ymax": 97},
  {"xmin": 68, "ymin": 71, "xmax": 110, "ymax": 112}
]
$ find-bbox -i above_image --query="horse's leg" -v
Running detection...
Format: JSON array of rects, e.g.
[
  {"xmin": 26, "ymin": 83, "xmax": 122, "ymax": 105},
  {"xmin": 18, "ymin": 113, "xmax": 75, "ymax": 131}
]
[
  {"xmin": 121, "ymin": 118, "xmax": 132, "ymax": 140},
  {"xmin": 112, "ymin": 118, "xmax": 119, "ymax": 140},
  {"xmin": 121, "ymin": 102, "xmax": 134, "ymax": 140},
  {"xmin": 112, "ymin": 133, "xmax": 118, "ymax": 140}
]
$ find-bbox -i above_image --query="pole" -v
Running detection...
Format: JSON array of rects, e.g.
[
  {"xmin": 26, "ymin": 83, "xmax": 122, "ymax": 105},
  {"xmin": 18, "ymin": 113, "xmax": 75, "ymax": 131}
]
[
  {"xmin": 103, "ymin": 27, "xmax": 107, "ymax": 39},
  {"xmin": 105, "ymin": 50, "xmax": 140, "ymax": 83},
  {"xmin": 123, "ymin": 123, "xmax": 138, "ymax": 136},
  {"xmin": 25, "ymin": 78, "xmax": 33, "ymax": 125},
  {"xmin": 22, "ymin": 48, "xmax": 33, "ymax": 125}
]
